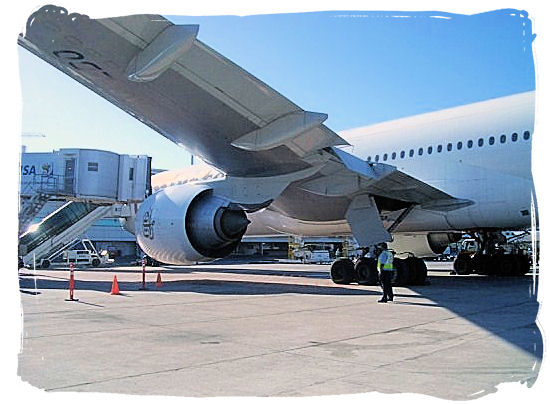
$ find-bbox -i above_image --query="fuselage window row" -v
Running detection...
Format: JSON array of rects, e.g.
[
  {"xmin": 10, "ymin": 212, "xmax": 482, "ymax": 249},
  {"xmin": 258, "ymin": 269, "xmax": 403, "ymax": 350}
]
[{"xmin": 366, "ymin": 131, "xmax": 530, "ymax": 163}]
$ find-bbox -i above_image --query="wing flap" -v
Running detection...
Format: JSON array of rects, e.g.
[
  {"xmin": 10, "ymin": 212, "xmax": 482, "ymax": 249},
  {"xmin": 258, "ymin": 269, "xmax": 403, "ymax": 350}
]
[{"xmin": 299, "ymin": 147, "xmax": 473, "ymax": 212}]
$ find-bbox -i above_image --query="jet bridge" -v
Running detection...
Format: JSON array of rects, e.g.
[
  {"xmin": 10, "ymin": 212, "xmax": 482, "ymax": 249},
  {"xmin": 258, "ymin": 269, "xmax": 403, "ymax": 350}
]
[{"xmin": 19, "ymin": 148, "xmax": 151, "ymax": 268}]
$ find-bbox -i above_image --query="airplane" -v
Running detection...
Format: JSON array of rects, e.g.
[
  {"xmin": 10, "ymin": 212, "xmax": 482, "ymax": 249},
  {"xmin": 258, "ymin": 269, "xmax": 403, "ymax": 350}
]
[{"xmin": 18, "ymin": 6, "xmax": 536, "ymax": 285}]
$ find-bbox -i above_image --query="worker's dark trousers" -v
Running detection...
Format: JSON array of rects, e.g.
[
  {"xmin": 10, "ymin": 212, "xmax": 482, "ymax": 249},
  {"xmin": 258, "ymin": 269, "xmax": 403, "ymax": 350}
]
[{"xmin": 379, "ymin": 270, "xmax": 394, "ymax": 301}]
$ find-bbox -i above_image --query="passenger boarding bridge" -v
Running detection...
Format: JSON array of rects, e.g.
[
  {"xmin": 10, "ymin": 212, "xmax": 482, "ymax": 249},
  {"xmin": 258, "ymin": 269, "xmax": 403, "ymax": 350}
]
[{"xmin": 19, "ymin": 149, "xmax": 151, "ymax": 268}]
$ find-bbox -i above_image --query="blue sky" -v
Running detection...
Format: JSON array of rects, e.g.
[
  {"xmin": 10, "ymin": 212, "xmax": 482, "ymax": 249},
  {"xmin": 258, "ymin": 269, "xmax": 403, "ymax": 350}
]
[
  {"xmin": 168, "ymin": 10, "xmax": 535, "ymax": 129},
  {"xmin": 18, "ymin": 8, "xmax": 535, "ymax": 170}
]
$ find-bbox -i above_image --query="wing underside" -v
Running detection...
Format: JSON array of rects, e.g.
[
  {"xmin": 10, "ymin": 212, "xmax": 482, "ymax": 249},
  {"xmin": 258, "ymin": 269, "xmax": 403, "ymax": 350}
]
[{"xmin": 19, "ymin": 5, "xmax": 471, "ymax": 246}]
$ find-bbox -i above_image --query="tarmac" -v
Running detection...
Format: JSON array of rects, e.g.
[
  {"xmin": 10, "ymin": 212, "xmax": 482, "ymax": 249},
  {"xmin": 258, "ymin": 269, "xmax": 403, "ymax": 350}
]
[{"xmin": 17, "ymin": 260, "xmax": 543, "ymax": 400}]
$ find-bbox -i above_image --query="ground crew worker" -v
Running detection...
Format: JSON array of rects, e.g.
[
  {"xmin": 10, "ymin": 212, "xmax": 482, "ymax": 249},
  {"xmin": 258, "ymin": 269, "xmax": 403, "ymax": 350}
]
[{"xmin": 377, "ymin": 243, "xmax": 395, "ymax": 303}]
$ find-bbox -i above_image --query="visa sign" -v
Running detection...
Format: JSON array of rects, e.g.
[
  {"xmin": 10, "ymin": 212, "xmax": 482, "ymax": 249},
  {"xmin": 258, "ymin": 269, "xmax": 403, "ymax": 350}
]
[{"xmin": 21, "ymin": 162, "xmax": 54, "ymax": 176}]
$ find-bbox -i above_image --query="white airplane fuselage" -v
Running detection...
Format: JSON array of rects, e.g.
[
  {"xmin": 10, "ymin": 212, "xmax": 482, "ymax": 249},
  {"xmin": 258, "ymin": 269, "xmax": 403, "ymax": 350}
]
[{"xmin": 244, "ymin": 91, "xmax": 535, "ymax": 238}]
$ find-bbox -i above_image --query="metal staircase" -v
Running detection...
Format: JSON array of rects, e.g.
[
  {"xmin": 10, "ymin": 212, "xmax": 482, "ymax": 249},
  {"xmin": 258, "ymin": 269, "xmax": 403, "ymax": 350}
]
[
  {"xmin": 18, "ymin": 201, "xmax": 114, "ymax": 268},
  {"xmin": 18, "ymin": 193, "xmax": 51, "ymax": 234}
]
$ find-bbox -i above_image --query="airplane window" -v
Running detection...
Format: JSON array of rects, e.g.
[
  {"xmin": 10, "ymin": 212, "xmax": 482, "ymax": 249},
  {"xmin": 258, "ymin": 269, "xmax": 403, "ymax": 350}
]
[
  {"xmin": 467, "ymin": 140, "xmax": 473, "ymax": 148},
  {"xmin": 375, "ymin": 155, "xmax": 380, "ymax": 162},
  {"xmin": 418, "ymin": 147, "xmax": 423, "ymax": 156},
  {"xmin": 391, "ymin": 152, "xmax": 397, "ymax": 160},
  {"xmin": 383, "ymin": 153, "xmax": 388, "ymax": 161},
  {"xmin": 409, "ymin": 149, "xmax": 414, "ymax": 157},
  {"xmin": 478, "ymin": 138, "xmax": 484, "ymax": 147},
  {"xmin": 512, "ymin": 133, "xmax": 518, "ymax": 142},
  {"xmin": 427, "ymin": 146, "xmax": 433, "ymax": 154},
  {"xmin": 500, "ymin": 134, "xmax": 506, "ymax": 143},
  {"xmin": 457, "ymin": 141, "xmax": 463, "ymax": 150},
  {"xmin": 489, "ymin": 136, "xmax": 495, "ymax": 145},
  {"xmin": 437, "ymin": 145, "xmax": 443, "ymax": 153},
  {"xmin": 524, "ymin": 131, "xmax": 530, "ymax": 140},
  {"xmin": 447, "ymin": 143, "xmax": 452, "ymax": 151},
  {"xmin": 400, "ymin": 151, "xmax": 405, "ymax": 159}
]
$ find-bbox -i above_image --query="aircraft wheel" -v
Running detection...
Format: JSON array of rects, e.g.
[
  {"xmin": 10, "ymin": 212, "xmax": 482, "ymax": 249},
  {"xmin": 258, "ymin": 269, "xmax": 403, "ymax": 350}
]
[
  {"xmin": 514, "ymin": 254, "xmax": 530, "ymax": 276},
  {"xmin": 331, "ymin": 258, "xmax": 355, "ymax": 284},
  {"xmin": 355, "ymin": 258, "xmax": 378, "ymax": 285},
  {"xmin": 496, "ymin": 255, "xmax": 515, "ymax": 276},
  {"xmin": 392, "ymin": 258, "xmax": 410, "ymax": 286},
  {"xmin": 471, "ymin": 254, "xmax": 491, "ymax": 275},
  {"xmin": 453, "ymin": 254, "xmax": 471, "ymax": 275},
  {"xmin": 407, "ymin": 257, "xmax": 427, "ymax": 285}
]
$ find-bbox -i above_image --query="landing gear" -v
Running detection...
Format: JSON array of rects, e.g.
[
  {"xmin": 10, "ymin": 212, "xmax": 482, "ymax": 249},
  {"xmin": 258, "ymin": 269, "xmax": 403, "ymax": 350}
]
[
  {"xmin": 453, "ymin": 252, "xmax": 529, "ymax": 276},
  {"xmin": 453, "ymin": 254, "xmax": 472, "ymax": 275},
  {"xmin": 330, "ymin": 258, "xmax": 356, "ymax": 284},
  {"xmin": 405, "ymin": 257, "xmax": 428, "ymax": 285},
  {"xmin": 392, "ymin": 257, "xmax": 427, "ymax": 286},
  {"xmin": 330, "ymin": 256, "xmax": 428, "ymax": 286},
  {"xmin": 453, "ymin": 231, "xmax": 531, "ymax": 276},
  {"xmin": 355, "ymin": 258, "xmax": 378, "ymax": 285}
]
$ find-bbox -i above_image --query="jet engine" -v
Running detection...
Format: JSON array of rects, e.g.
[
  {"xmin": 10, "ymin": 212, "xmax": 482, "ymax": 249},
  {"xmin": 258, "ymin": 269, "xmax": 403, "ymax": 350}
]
[
  {"xmin": 390, "ymin": 232, "xmax": 462, "ymax": 257},
  {"xmin": 135, "ymin": 184, "xmax": 250, "ymax": 264}
]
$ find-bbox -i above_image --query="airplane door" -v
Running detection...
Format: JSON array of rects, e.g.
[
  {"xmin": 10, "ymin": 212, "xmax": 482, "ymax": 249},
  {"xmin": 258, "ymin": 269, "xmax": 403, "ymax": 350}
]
[{"xmin": 64, "ymin": 158, "xmax": 76, "ymax": 194}]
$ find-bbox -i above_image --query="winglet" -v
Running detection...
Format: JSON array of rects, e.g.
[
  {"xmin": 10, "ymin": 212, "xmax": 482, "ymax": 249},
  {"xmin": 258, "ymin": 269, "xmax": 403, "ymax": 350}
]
[{"xmin": 126, "ymin": 24, "xmax": 199, "ymax": 82}]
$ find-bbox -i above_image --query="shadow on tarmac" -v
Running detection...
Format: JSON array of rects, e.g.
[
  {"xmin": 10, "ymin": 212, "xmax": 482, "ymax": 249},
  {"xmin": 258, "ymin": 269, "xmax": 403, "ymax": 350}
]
[
  {"xmin": 19, "ymin": 265, "xmax": 542, "ymax": 361},
  {"xmin": 23, "ymin": 264, "xmax": 331, "ymax": 279},
  {"xmin": 18, "ymin": 276, "xmax": 379, "ymax": 296}
]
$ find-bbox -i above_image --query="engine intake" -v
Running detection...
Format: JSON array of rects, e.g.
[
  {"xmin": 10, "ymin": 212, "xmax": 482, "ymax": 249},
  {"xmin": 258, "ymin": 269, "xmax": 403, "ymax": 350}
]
[
  {"xmin": 186, "ymin": 190, "xmax": 249, "ymax": 257},
  {"xmin": 136, "ymin": 184, "xmax": 249, "ymax": 264}
]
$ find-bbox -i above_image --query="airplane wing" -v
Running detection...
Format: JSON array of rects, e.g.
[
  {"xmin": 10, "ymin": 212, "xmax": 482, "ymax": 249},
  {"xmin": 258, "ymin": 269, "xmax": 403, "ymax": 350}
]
[
  {"xmin": 19, "ymin": 6, "xmax": 472, "ymax": 246},
  {"xmin": 19, "ymin": 5, "xmax": 347, "ymax": 177}
]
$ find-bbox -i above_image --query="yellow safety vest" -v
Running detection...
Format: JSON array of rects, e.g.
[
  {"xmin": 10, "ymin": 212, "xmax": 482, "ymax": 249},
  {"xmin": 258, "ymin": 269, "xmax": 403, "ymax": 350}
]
[{"xmin": 377, "ymin": 250, "xmax": 395, "ymax": 271}]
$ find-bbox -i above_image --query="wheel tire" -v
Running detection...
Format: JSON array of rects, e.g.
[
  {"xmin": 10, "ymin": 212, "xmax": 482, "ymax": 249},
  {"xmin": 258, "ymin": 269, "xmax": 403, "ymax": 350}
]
[
  {"xmin": 514, "ymin": 254, "xmax": 530, "ymax": 276},
  {"xmin": 41, "ymin": 259, "xmax": 50, "ymax": 269},
  {"xmin": 496, "ymin": 255, "xmax": 515, "ymax": 276},
  {"xmin": 91, "ymin": 258, "xmax": 100, "ymax": 267},
  {"xmin": 355, "ymin": 258, "xmax": 378, "ymax": 285},
  {"xmin": 407, "ymin": 257, "xmax": 427, "ymax": 285},
  {"xmin": 392, "ymin": 258, "xmax": 409, "ymax": 286},
  {"xmin": 482, "ymin": 255, "xmax": 499, "ymax": 276},
  {"xmin": 471, "ymin": 253, "xmax": 491, "ymax": 275},
  {"xmin": 453, "ymin": 254, "xmax": 471, "ymax": 275},
  {"xmin": 331, "ymin": 258, "xmax": 355, "ymax": 284}
]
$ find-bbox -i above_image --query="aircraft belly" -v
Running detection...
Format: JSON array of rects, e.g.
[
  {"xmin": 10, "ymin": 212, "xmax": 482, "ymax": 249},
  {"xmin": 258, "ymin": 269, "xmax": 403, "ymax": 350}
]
[
  {"xmin": 246, "ymin": 207, "xmax": 451, "ymax": 238},
  {"xmin": 246, "ymin": 209, "xmax": 350, "ymax": 237},
  {"xmin": 269, "ymin": 186, "xmax": 349, "ymax": 221}
]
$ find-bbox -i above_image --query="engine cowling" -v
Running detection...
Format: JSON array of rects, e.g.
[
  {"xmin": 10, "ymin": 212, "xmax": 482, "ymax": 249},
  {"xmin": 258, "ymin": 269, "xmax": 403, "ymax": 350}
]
[
  {"xmin": 136, "ymin": 184, "xmax": 250, "ymax": 264},
  {"xmin": 390, "ymin": 232, "xmax": 462, "ymax": 257}
]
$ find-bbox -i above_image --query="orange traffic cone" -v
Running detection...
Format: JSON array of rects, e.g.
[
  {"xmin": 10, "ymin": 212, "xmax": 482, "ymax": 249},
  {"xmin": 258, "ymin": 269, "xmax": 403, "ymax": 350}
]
[
  {"xmin": 155, "ymin": 272, "xmax": 163, "ymax": 288},
  {"xmin": 110, "ymin": 275, "xmax": 120, "ymax": 295}
]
